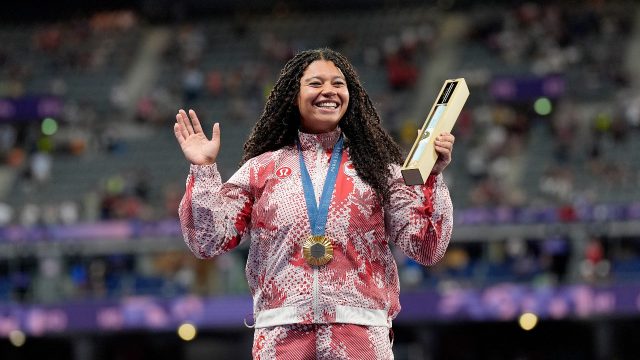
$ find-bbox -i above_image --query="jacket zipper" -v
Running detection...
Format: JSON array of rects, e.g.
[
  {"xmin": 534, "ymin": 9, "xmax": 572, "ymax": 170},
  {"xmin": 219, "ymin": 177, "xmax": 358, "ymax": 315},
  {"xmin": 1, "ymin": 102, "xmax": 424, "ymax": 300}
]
[{"xmin": 313, "ymin": 266, "xmax": 320, "ymax": 322}]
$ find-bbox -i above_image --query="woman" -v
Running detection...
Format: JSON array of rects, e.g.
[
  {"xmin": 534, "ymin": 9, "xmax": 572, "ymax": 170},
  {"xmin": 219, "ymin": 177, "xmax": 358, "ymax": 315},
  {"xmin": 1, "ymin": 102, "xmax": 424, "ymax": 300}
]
[{"xmin": 174, "ymin": 48, "xmax": 454, "ymax": 360}]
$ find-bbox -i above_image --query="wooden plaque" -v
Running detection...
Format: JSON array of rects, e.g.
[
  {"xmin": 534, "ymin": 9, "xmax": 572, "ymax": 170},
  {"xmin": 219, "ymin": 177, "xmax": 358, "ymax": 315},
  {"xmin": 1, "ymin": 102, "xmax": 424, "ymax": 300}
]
[{"xmin": 401, "ymin": 78, "xmax": 469, "ymax": 185}]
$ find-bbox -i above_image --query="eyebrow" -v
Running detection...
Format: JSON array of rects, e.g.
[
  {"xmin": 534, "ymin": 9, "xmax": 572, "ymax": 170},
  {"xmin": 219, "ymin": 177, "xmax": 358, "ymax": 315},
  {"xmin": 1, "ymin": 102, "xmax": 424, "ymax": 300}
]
[{"xmin": 303, "ymin": 75, "xmax": 346, "ymax": 83}]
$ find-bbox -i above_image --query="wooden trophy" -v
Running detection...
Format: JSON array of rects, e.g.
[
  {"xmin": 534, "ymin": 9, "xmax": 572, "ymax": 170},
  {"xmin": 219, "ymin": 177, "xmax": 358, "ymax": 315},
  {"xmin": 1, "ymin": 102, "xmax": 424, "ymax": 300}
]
[{"xmin": 401, "ymin": 78, "xmax": 469, "ymax": 185}]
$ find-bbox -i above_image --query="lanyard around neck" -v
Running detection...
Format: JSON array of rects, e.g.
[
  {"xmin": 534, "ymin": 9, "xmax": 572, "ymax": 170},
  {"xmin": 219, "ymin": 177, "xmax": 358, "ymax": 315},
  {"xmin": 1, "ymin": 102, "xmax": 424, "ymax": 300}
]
[{"xmin": 297, "ymin": 135, "xmax": 344, "ymax": 236}]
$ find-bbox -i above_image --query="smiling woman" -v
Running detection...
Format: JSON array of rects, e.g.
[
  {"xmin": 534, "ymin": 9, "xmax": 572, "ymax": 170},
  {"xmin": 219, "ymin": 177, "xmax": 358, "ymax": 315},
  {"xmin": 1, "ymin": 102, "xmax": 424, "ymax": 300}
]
[
  {"xmin": 173, "ymin": 48, "xmax": 455, "ymax": 359},
  {"xmin": 296, "ymin": 60, "xmax": 349, "ymax": 134}
]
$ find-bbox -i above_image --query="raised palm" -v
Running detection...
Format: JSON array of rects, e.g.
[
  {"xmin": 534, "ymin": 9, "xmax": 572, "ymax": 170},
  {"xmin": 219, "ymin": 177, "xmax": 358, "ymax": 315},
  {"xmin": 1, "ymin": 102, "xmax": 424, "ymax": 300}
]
[{"xmin": 174, "ymin": 109, "xmax": 220, "ymax": 165}]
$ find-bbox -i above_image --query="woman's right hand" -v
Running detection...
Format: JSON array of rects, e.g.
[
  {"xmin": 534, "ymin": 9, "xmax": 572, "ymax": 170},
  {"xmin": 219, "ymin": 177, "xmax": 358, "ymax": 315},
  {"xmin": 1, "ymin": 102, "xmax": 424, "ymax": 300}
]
[{"xmin": 174, "ymin": 109, "xmax": 220, "ymax": 165}]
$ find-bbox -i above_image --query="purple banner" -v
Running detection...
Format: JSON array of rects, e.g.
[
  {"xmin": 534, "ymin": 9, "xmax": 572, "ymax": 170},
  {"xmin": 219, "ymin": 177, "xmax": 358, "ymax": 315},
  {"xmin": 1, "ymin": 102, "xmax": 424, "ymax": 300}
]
[
  {"xmin": 0, "ymin": 202, "xmax": 638, "ymax": 244},
  {"xmin": 454, "ymin": 202, "xmax": 640, "ymax": 226},
  {"xmin": 0, "ymin": 96, "xmax": 63, "ymax": 122},
  {"xmin": 398, "ymin": 284, "xmax": 632, "ymax": 323},
  {"xmin": 0, "ymin": 219, "xmax": 182, "ymax": 243},
  {"xmin": 1, "ymin": 284, "xmax": 639, "ymax": 336},
  {"xmin": 490, "ymin": 74, "xmax": 565, "ymax": 101},
  {"xmin": 0, "ymin": 295, "xmax": 252, "ymax": 336}
]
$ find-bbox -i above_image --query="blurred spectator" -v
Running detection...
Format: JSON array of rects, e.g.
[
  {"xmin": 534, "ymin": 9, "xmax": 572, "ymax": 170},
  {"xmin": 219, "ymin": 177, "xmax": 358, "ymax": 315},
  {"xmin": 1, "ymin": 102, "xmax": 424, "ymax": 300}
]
[
  {"xmin": 540, "ymin": 235, "xmax": 571, "ymax": 284},
  {"xmin": 0, "ymin": 202, "xmax": 13, "ymax": 225},
  {"xmin": 182, "ymin": 62, "xmax": 204, "ymax": 103},
  {"xmin": 580, "ymin": 237, "xmax": 610, "ymax": 283},
  {"xmin": 32, "ymin": 257, "xmax": 73, "ymax": 304},
  {"xmin": 29, "ymin": 151, "xmax": 52, "ymax": 183}
]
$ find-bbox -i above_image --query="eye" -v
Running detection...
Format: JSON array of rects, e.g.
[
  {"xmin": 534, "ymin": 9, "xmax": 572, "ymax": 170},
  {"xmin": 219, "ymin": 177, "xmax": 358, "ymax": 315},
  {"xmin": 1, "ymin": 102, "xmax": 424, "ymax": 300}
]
[
  {"xmin": 308, "ymin": 81, "xmax": 322, "ymax": 87},
  {"xmin": 333, "ymin": 80, "xmax": 346, "ymax": 87}
]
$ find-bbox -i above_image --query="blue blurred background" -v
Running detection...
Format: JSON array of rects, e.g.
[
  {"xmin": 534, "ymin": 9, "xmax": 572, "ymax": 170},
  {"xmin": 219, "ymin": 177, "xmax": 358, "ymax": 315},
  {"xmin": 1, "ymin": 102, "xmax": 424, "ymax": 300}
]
[{"xmin": 1, "ymin": 0, "xmax": 640, "ymax": 359}]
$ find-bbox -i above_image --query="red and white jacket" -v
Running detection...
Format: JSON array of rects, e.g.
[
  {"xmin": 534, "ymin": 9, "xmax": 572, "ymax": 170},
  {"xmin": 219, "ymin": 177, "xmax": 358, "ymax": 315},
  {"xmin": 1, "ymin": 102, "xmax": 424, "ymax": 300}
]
[{"xmin": 179, "ymin": 129, "xmax": 452, "ymax": 328}]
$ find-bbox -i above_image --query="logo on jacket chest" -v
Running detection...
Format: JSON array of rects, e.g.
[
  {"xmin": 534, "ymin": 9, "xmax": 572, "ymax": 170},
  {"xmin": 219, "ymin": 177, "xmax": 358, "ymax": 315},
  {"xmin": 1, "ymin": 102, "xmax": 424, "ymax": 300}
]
[
  {"xmin": 343, "ymin": 161, "xmax": 357, "ymax": 177},
  {"xmin": 275, "ymin": 166, "xmax": 292, "ymax": 178}
]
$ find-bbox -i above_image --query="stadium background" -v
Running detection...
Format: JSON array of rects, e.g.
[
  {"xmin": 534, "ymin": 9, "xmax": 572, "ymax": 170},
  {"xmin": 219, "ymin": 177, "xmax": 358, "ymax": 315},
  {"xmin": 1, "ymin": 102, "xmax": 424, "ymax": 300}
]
[{"xmin": 1, "ymin": 0, "xmax": 640, "ymax": 359}]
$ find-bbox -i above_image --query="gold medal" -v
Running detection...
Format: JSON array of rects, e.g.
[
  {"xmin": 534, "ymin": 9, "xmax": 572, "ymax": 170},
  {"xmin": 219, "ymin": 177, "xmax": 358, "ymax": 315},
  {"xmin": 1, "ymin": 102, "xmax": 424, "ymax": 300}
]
[{"xmin": 302, "ymin": 235, "xmax": 333, "ymax": 266}]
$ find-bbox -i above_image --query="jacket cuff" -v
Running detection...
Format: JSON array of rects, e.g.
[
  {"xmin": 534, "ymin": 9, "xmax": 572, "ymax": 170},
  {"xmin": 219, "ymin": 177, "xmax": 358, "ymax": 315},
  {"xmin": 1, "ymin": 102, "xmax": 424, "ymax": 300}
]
[
  {"xmin": 426, "ymin": 173, "xmax": 441, "ymax": 187},
  {"xmin": 189, "ymin": 163, "xmax": 218, "ymax": 178}
]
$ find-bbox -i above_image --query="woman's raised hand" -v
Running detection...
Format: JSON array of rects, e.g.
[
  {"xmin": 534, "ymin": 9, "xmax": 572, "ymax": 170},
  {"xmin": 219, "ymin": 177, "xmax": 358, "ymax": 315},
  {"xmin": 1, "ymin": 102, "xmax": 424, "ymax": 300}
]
[{"xmin": 174, "ymin": 109, "xmax": 220, "ymax": 165}]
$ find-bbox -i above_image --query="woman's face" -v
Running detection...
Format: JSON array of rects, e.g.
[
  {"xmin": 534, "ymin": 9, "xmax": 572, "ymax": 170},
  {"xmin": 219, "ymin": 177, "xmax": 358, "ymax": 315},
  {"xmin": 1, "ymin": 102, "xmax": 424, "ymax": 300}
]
[{"xmin": 296, "ymin": 60, "xmax": 349, "ymax": 133}]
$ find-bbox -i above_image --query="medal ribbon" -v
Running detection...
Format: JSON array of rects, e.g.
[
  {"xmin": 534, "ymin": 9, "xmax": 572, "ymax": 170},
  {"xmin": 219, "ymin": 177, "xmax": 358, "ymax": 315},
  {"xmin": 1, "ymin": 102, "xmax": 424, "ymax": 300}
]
[{"xmin": 297, "ymin": 134, "xmax": 344, "ymax": 236}]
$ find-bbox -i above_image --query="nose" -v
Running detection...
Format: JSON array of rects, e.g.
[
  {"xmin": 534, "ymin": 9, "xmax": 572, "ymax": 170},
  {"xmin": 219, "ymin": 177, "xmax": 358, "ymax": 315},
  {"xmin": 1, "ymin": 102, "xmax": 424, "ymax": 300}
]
[{"xmin": 321, "ymin": 84, "xmax": 336, "ymax": 97}]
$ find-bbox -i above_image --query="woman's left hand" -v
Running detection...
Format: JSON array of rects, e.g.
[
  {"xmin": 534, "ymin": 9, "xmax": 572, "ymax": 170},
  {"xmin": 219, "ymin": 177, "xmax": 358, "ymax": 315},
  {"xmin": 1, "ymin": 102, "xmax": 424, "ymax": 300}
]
[{"xmin": 431, "ymin": 132, "xmax": 455, "ymax": 175}]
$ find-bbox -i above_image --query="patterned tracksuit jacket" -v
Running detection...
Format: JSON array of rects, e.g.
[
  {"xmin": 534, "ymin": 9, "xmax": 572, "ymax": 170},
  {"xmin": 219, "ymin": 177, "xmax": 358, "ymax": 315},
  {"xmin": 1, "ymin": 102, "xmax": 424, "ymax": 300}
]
[{"xmin": 178, "ymin": 129, "xmax": 453, "ymax": 331}]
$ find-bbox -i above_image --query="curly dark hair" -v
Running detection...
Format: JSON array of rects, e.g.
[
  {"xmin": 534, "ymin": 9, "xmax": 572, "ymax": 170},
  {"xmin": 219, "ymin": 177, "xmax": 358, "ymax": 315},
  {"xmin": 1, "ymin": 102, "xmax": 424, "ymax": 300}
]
[{"xmin": 241, "ymin": 48, "xmax": 403, "ymax": 205}]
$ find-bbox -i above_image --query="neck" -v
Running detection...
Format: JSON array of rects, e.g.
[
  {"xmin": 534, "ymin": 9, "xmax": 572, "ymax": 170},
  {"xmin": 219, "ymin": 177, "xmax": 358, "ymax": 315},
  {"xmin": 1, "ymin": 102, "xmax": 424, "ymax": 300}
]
[
  {"xmin": 299, "ymin": 124, "xmax": 338, "ymax": 134},
  {"xmin": 297, "ymin": 127, "xmax": 342, "ymax": 150}
]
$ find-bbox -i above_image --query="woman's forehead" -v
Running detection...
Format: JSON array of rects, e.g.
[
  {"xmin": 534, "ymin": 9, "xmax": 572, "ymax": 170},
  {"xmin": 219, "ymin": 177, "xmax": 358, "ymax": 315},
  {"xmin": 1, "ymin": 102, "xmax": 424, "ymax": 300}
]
[{"xmin": 301, "ymin": 60, "xmax": 345, "ymax": 79}]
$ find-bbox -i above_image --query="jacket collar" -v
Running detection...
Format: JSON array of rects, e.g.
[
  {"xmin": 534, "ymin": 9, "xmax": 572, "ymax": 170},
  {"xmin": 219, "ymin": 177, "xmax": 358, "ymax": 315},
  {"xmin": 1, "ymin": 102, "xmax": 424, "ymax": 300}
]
[{"xmin": 297, "ymin": 127, "xmax": 342, "ymax": 151}]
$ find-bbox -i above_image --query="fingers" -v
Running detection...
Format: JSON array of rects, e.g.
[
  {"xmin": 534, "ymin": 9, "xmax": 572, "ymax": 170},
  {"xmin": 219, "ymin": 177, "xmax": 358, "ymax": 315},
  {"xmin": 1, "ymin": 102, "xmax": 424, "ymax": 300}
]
[
  {"xmin": 173, "ymin": 121, "xmax": 185, "ymax": 145},
  {"xmin": 434, "ymin": 132, "xmax": 455, "ymax": 151},
  {"xmin": 211, "ymin": 122, "xmax": 220, "ymax": 142},
  {"xmin": 434, "ymin": 132, "xmax": 455, "ymax": 162},
  {"xmin": 437, "ymin": 132, "xmax": 455, "ymax": 143},
  {"xmin": 434, "ymin": 146, "xmax": 451, "ymax": 163},
  {"xmin": 178, "ymin": 109, "xmax": 195, "ymax": 135},
  {"xmin": 175, "ymin": 113, "xmax": 189, "ymax": 139},
  {"xmin": 431, "ymin": 132, "xmax": 455, "ymax": 174},
  {"xmin": 188, "ymin": 109, "xmax": 204, "ymax": 134}
]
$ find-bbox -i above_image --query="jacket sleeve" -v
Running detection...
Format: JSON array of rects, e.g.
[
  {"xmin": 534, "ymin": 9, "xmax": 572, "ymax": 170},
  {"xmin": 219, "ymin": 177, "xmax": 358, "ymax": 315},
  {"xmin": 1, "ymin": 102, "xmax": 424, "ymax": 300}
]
[
  {"xmin": 384, "ymin": 166, "xmax": 453, "ymax": 266},
  {"xmin": 178, "ymin": 162, "xmax": 254, "ymax": 259}
]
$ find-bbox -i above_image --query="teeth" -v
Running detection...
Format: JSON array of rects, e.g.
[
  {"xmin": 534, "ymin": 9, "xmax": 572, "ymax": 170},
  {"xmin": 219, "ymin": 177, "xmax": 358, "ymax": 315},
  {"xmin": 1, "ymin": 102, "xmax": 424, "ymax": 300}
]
[{"xmin": 316, "ymin": 102, "xmax": 338, "ymax": 109}]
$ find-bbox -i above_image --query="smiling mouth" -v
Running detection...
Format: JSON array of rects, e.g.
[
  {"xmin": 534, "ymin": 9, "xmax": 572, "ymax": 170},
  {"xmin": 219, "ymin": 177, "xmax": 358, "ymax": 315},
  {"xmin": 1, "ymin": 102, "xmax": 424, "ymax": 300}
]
[{"xmin": 315, "ymin": 101, "xmax": 339, "ymax": 109}]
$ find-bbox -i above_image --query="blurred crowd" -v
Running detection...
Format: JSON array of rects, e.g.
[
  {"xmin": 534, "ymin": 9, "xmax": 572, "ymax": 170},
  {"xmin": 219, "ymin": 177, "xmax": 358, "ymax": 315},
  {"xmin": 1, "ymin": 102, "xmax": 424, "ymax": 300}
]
[
  {"xmin": 453, "ymin": 2, "xmax": 640, "ymax": 209},
  {"xmin": 1, "ymin": 3, "xmax": 640, "ymax": 305},
  {"xmin": 3, "ymin": 232, "xmax": 640, "ymax": 304}
]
